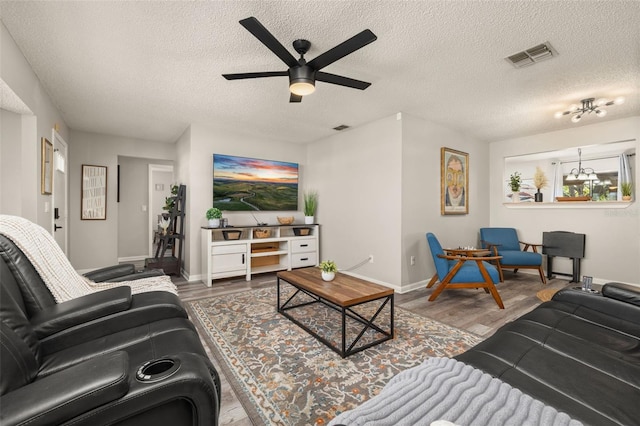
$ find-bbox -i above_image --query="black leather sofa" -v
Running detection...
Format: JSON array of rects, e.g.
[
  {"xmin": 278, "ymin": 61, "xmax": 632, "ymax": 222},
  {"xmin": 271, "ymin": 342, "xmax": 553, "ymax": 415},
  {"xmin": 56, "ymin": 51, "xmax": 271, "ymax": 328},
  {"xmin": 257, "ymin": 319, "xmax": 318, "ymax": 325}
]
[
  {"xmin": 456, "ymin": 283, "xmax": 640, "ymax": 425},
  {"xmin": 1, "ymin": 236, "xmax": 221, "ymax": 425},
  {"xmin": 332, "ymin": 283, "xmax": 640, "ymax": 425}
]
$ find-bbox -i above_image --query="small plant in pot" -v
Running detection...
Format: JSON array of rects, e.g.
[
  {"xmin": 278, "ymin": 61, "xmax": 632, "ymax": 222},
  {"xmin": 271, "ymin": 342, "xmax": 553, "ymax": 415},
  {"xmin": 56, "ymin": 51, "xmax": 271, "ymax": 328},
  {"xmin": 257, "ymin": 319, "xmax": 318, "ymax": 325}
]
[
  {"xmin": 621, "ymin": 182, "xmax": 633, "ymax": 201},
  {"xmin": 206, "ymin": 207, "xmax": 222, "ymax": 228},
  {"xmin": 304, "ymin": 190, "xmax": 318, "ymax": 224},
  {"xmin": 319, "ymin": 260, "xmax": 337, "ymax": 282},
  {"xmin": 533, "ymin": 167, "xmax": 548, "ymax": 202},
  {"xmin": 509, "ymin": 172, "xmax": 522, "ymax": 203}
]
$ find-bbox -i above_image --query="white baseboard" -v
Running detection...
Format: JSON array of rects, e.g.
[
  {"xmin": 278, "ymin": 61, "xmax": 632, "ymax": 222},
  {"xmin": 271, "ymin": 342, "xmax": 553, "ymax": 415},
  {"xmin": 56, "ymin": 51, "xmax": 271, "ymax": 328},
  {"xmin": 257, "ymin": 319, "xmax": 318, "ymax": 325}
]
[{"xmin": 117, "ymin": 255, "xmax": 147, "ymax": 263}]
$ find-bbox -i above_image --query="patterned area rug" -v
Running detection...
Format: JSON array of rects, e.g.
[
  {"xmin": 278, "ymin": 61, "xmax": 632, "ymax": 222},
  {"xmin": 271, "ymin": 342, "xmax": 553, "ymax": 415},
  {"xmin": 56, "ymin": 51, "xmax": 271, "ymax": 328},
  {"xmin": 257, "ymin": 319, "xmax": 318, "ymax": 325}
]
[{"xmin": 186, "ymin": 286, "xmax": 482, "ymax": 426}]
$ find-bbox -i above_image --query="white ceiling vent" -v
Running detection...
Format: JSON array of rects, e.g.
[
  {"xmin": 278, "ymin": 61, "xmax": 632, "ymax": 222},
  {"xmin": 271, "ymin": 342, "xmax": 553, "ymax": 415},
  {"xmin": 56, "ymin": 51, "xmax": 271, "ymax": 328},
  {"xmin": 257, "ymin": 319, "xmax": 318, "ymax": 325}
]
[{"xmin": 505, "ymin": 42, "xmax": 558, "ymax": 68}]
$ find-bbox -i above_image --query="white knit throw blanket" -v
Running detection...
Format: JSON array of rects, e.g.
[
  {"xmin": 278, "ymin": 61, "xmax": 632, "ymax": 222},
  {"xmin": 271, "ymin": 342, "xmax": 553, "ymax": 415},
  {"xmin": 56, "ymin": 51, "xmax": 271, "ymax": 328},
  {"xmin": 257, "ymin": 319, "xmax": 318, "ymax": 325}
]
[{"xmin": 0, "ymin": 215, "xmax": 177, "ymax": 301}]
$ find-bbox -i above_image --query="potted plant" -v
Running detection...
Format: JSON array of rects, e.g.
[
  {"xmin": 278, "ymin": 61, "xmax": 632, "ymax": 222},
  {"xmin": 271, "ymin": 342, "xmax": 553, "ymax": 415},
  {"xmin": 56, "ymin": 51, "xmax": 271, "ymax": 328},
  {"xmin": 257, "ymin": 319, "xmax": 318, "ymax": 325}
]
[
  {"xmin": 206, "ymin": 207, "xmax": 222, "ymax": 228},
  {"xmin": 319, "ymin": 260, "xmax": 337, "ymax": 281},
  {"xmin": 533, "ymin": 167, "xmax": 548, "ymax": 202},
  {"xmin": 162, "ymin": 184, "xmax": 179, "ymax": 213},
  {"xmin": 509, "ymin": 172, "xmax": 522, "ymax": 203},
  {"xmin": 303, "ymin": 190, "xmax": 318, "ymax": 224},
  {"xmin": 621, "ymin": 182, "xmax": 633, "ymax": 201}
]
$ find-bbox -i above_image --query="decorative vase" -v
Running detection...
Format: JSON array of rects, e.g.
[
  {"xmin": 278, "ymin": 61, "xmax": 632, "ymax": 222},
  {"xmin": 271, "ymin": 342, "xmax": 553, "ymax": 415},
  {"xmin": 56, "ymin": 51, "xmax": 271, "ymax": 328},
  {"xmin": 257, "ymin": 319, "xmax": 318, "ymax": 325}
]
[
  {"xmin": 305, "ymin": 216, "xmax": 314, "ymax": 224},
  {"xmin": 622, "ymin": 195, "xmax": 632, "ymax": 201},
  {"xmin": 321, "ymin": 271, "xmax": 335, "ymax": 281},
  {"xmin": 208, "ymin": 218, "xmax": 220, "ymax": 228},
  {"xmin": 512, "ymin": 191, "xmax": 520, "ymax": 203},
  {"xmin": 535, "ymin": 191, "xmax": 543, "ymax": 202}
]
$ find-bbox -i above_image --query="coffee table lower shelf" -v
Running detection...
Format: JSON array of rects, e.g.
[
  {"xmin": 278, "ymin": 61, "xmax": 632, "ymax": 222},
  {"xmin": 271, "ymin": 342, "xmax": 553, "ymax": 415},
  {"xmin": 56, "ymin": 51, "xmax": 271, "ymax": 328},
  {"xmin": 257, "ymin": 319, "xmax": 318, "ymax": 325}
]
[{"xmin": 277, "ymin": 270, "xmax": 394, "ymax": 358}]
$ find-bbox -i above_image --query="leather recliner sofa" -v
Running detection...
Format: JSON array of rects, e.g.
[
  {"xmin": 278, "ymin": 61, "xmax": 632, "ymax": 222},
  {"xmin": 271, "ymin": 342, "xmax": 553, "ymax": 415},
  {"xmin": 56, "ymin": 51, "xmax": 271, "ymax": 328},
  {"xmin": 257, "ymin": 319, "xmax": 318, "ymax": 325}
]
[
  {"xmin": 331, "ymin": 282, "xmax": 640, "ymax": 425},
  {"xmin": 1, "ymin": 236, "xmax": 221, "ymax": 425},
  {"xmin": 455, "ymin": 283, "xmax": 640, "ymax": 425}
]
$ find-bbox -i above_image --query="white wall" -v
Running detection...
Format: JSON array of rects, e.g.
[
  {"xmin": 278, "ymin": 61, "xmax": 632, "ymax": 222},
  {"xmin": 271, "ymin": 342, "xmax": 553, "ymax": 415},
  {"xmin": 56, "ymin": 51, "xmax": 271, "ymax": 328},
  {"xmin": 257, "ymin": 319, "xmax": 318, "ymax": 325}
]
[
  {"xmin": 68, "ymin": 130, "xmax": 176, "ymax": 270},
  {"xmin": 183, "ymin": 123, "xmax": 307, "ymax": 280},
  {"xmin": 1, "ymin": 22, "xmax": 68, "ymax": 227},
  {"xmin": 490, "ymin": 117, "xmax": 640, "ymax": 284},
  {"xmin": 306, "ymin": 114, "xmax": 404, "ymax": 287},
  {"xmin": 401, "ymin": 113, "xmax": 490, "ymax": 291}
]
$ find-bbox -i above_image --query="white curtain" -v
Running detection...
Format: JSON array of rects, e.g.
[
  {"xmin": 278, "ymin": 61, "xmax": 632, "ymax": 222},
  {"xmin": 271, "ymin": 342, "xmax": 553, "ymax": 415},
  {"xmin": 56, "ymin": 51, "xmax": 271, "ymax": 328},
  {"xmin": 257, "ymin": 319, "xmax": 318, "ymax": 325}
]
[
  {"xmin": 617, "ymin": 153, "xmax": 632, "ymax": 200},
  {"xmin": 552, "ymin": 161, "xmax": 563, "ymax": 202}
]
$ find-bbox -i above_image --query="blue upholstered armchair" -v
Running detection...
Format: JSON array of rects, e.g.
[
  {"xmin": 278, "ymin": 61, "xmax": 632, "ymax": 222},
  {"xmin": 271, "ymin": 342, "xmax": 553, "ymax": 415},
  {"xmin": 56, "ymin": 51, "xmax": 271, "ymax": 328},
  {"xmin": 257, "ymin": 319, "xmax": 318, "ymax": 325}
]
[
  {"xmin": 479, "ymin": 227, "xmax": 546, "ymax": 284},
  {"xmin": 426, "ymin": 233, "xmax": 504, "ymax": 309}
]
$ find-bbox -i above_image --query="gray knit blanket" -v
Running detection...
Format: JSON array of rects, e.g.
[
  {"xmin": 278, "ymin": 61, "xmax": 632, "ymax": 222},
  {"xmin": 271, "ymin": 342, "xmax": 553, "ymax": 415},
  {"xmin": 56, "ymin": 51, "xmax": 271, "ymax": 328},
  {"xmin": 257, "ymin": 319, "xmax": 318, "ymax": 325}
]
[{"xmin": 329, "ymin": 357, "xmax": 583, "ymax": 426}]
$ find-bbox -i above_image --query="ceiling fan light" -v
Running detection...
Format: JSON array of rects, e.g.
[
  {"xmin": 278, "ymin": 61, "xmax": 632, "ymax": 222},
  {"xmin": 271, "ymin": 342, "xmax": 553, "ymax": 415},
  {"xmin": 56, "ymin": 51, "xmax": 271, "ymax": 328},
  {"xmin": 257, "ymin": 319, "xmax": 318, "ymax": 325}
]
[
  {"xmin": 290, "ymin": 81, "xmax": 315, "ymax": 96},
  {"xmin": 554, "ymin": 111, "xmax": 564, "ymax": 119},
  {"xmin": 614, "ymin": 96, "xmax": 625, "ymax": 105},
  {"xmin": 566, "ymin": 174, "xmax": 577, "ymax": 181},
  {"xmin": 577, "ymin": 172, "xmax": 589, "ymax": 180},
  {"xmin": 588, "ymin": 172, "xmax": 599, "ymax": 180},
  {"xmin": 596, "ymin": 109, "xmax": 607, "ymax": 117},
  {"xmin": 595, "ymin": 98, "xmax": 607, "ymax": 107},
  {"xmin": 571, "ymin": 114, "xmax": 582, "ymax": 123}
]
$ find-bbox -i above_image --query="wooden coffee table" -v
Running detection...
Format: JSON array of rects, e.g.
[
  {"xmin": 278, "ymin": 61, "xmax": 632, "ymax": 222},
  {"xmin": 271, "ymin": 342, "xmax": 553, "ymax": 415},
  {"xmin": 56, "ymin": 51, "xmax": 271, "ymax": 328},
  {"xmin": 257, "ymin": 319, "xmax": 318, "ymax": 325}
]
[{"xmin": 277, "ymin": 268, "xmax": 394, "ymax": 358}]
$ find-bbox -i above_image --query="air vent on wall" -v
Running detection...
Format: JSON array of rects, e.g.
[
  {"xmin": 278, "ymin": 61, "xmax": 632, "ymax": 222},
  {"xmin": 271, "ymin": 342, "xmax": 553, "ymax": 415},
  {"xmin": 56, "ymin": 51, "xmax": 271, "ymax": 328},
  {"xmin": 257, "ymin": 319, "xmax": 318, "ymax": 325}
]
[
  {"xmin": 505, "ymin": 42, "xmax": 557, "ymax": 68},
  {"xmin": 333, "ymin": 124, "xmax": 350, "ymax": 131}
]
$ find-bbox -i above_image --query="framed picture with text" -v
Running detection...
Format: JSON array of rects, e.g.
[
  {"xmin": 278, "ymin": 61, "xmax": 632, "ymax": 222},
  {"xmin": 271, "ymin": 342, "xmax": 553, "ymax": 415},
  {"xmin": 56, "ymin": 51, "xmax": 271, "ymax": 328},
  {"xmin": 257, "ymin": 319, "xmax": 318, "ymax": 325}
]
[
  {"xmin": 81, "ymin": 164, "xmax": 107, "ymax": 220},
  {"xmin": 441, "ymin": 147, "xmax": 469, "ymax": 215}
]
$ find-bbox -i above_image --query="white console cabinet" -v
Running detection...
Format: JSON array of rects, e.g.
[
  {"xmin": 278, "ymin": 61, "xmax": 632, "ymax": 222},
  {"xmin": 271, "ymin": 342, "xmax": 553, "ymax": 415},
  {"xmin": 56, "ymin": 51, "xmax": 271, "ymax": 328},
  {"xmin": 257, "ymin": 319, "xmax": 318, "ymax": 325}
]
[{"xmin": 201, "ymin": 224, "xmax": 319, "ymax": 286}]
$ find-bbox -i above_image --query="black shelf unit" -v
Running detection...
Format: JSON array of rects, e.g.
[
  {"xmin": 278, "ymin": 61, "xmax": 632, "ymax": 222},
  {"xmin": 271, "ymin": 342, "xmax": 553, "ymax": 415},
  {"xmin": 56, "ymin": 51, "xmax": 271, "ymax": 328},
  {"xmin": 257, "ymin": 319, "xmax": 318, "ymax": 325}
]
[{"xmin": 146, "ymin": 184, "xmax": 185, "ymax": 275}]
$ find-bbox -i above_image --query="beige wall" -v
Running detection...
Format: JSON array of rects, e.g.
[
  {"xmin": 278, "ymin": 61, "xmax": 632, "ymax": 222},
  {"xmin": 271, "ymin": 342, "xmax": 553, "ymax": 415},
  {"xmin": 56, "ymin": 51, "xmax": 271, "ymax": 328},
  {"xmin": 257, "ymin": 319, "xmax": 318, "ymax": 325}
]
[
  {"xmin": 401, "ymin": 113, "xmax": 490, "ymax": 291},
  {"xmin": 68, "ymin": 130, "xmax": 176, "ymax": 270},
  {"xmin": 306, "ymin": 114, "xmax": 403, "ymax": 288},
  {"xmin": 1, "ymin": 22, "xmax": 68, "ymax": 228},
  {"xmin": 182, "ymin": 123, "xmax": 307, "ymax": 281},
  {"xmin": 490, "ymin": 117, "xmax": 640, "ymax": 284}
]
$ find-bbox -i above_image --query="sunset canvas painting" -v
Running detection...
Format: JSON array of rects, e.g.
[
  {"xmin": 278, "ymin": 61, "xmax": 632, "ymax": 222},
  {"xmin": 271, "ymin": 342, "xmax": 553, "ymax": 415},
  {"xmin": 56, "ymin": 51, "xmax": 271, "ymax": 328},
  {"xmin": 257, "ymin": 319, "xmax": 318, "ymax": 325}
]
[{"xmin": 213, "ymin": 154, "xmax": 299, "ymax": 211}]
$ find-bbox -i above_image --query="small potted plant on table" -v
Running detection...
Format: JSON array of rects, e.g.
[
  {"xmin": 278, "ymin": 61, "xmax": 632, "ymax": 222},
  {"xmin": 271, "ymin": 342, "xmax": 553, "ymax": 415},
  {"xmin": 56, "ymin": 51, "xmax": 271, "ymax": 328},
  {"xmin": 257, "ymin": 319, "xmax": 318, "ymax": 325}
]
[
  {"xmin": 206, "ymin": 207, "xmax": 222, "ymax": 228},
  {"xmin": 319, "ymin": 260, "xmax": 337, "ymax": 282}
]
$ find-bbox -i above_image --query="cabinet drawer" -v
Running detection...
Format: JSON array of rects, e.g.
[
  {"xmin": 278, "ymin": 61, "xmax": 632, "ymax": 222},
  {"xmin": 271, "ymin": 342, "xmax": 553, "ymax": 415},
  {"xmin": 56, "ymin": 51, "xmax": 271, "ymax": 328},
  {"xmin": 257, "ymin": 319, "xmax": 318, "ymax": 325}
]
[
  {"xmin": 291, "ymin": 238, "xmax": 317, "ymax": 253},
  {"xmin": 291, "ymin": 253, "xmax": 316, "ymax": 268},
  {"xmin": 212, "ymin": 244, "xmax": 246, "ymax": 255},
  {"xmin": 211, "ymin": 252, "xmax": 246, "ymax": 274}
]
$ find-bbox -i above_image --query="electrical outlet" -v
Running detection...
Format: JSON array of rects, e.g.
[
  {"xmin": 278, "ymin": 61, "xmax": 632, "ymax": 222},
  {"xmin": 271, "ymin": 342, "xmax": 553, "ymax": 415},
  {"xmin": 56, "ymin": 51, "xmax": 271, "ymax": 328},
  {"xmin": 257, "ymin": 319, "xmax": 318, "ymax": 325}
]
[
  {"xmin": 410, "ymin": 255, "xmax": 416, "ymax": 266},
  {"xmin": 368, "ymin": 255, "xmax": 374, "ymax": 264}
]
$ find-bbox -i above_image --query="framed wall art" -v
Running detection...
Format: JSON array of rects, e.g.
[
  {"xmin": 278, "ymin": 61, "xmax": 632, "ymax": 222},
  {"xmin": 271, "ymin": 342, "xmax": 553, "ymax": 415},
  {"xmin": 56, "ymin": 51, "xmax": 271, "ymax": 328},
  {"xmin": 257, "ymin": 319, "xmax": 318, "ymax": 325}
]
[
  {"xmin": 441, "ymin": 147, "xmax": 469, "ymax": 215},
  {"xmin": 81, "ymin": 164, "xmax": 107, "ymax": 220},
  {"xmin": 41, "ymin": 138, "xmax": 53, "ymax": 195}
]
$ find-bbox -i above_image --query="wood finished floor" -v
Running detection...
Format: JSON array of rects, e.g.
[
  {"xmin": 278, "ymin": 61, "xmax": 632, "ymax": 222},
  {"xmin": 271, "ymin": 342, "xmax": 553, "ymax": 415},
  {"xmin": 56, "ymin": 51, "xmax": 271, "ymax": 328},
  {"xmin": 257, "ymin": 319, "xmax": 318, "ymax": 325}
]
[{"xmin": 175, "ymin": 271, "xmax": 573, "ymax": 426}]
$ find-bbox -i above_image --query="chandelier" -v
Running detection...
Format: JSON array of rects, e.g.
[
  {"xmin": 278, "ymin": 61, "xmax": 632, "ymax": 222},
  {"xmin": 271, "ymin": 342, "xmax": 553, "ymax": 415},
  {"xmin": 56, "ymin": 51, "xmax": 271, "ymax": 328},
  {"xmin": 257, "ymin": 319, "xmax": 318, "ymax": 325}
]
[
  {"xmin": 566, "ymin": 148, "xmax": 598, "ymax": 181},
  {"xmin": 554, "ymin": 97, "xmax": 625, "ymax": 123}
]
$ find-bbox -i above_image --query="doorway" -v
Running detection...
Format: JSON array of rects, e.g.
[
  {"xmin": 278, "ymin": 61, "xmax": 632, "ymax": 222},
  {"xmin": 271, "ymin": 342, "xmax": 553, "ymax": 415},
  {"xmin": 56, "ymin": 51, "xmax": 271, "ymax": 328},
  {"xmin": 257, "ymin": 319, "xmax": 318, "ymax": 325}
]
[
  {"xmin": 148, "ymin": 164, "xmax": 174, "ymax": 257},
  {"xmin": 52, "ymin": 129, "xmax": 69, "ymax": 256}
]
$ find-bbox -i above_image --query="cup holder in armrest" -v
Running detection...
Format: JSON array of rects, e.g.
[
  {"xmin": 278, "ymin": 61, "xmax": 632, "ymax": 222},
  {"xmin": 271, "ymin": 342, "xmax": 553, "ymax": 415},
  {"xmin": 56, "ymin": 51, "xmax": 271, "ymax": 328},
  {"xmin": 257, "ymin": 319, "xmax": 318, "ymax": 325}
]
[{"xmin": 136, "ymin": 357, "xmax": 181, "ymax": 383}]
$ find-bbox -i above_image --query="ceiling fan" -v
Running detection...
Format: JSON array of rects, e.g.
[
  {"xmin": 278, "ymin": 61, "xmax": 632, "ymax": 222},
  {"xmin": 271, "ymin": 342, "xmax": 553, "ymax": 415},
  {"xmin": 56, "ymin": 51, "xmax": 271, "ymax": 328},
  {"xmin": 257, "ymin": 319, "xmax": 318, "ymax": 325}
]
[{"xmin": 222, "ymin": 17, "xmax": 377, "ymax": 102}]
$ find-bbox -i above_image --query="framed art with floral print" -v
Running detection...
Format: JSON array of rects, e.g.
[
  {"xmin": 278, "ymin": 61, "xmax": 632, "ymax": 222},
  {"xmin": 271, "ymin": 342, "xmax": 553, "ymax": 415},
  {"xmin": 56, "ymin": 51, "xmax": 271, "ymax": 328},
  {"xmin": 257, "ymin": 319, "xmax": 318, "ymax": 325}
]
[{"xmin": 441, "ymin": 147, "xmax": 469, "ymax": 215}]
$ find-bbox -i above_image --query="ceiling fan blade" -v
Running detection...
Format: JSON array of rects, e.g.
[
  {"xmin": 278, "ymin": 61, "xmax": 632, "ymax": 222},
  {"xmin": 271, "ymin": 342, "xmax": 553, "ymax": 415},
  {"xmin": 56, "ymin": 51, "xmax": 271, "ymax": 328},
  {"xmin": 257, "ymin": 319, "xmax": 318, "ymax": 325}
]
[
  {"xmin": 289, "ymin": 93, "xmax": 302, "ymax": 103},
  {"xmin": 316, "ymin": 72, "xmax": 371, "ymax": 90},
  {"xmin": 239, "ymin": 17, "xmax": 299, "ymax": 68},
  {"xmin": 223, "ymin": 71, "xmax": 288, "ymax": 80},
  {"xmin": 307, "ymin": 29, "xmax": 377, "ymax": 71}
]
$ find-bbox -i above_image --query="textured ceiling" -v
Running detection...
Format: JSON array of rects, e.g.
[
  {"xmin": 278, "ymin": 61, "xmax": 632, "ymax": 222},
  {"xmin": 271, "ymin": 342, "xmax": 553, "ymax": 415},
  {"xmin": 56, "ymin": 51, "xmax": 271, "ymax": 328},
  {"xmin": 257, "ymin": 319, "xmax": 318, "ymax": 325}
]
[{"xmin": 1, "ymin": 1, "xmax": 639, "ymax": 144}]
